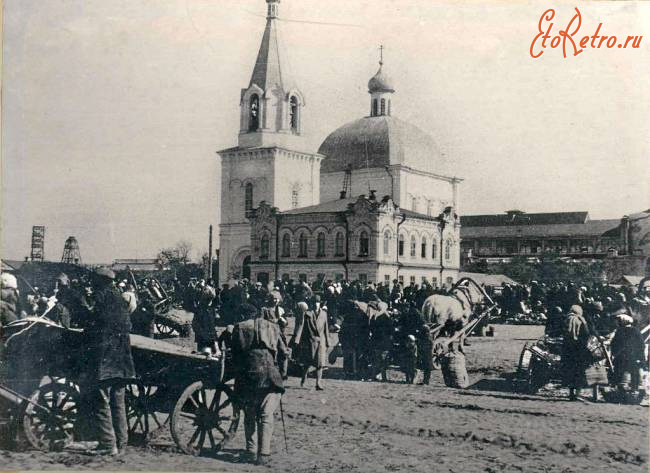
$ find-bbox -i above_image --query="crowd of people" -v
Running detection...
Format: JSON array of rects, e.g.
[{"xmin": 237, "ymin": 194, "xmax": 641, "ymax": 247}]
[{"xmin": 1, "ymin": 268, "xmax": 649, "ymax": 463}]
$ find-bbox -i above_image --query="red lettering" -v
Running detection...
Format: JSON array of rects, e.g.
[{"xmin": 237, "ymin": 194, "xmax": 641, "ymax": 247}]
[
  {"xmin": 551, "ymin": 36, "xmax": 560, "ymax": 48},
  {"xmin": 560, "ymin": 8, "xmax": 583, "ymax": 57},
  {"xmin": 579, "ymin": 36, "xmax": 589, "ymax": 48},
  {"xmin": 598, "ymin": 35, "xmax": 608, "ymax": 48},
  {"xmin": 607, "ymin": 36, "xmax": 617, "ymax": 48},
  {"xmin": 530, "ymin": 9, "xmax": 555, "ymax": 58},
  {"xmin": 591, "ymin": 23, "xmax": 603, "ymax": 48}
]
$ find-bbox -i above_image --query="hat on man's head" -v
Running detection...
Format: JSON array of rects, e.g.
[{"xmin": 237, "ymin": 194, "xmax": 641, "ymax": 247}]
[
  {"xmin": 56, "ymin": 273, "xmax": 70, "ymax": 286},
  {"xmin": 1, "ymin": 272, "xmax": 18, "ymax": 290},
  {"xmin": 616, "ymin": 313, "xmax": 634, "ymax": 325},
  {"xmin": 94, "ymin": 267, "xmax": 116, "ymax": 280},
  {"xmin": 296, "ymin": 301, "xmax": 309, "ymax": 312}
]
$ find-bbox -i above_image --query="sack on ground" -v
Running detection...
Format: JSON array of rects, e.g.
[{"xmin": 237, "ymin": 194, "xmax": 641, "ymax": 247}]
[
  {"xmin": 584, "ymin": 362, "xmax": 608, "ymax": 386},
  {"xmin": 441, "ymin": 352, "xmax": 470, "ymax": 389}
]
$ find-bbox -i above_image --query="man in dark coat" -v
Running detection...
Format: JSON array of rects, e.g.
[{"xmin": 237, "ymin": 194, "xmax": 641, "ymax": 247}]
[
  {"xmin": 231, "ymin": 307, "xmax": 289, "ymax": 465},
  {"xmin": 83, "ymin": 267, "xmax": 135, "ymax": 455},
  {"xmin": 339, "ymin": 300, "xmax": 369, "ymax": 378},
  {"xmin": 611, "ymin": 311, "xmax": 646, "ymax": 392},
  {"xmin": 368, "ymin": 301, "xmax": 393, "ymax": 382}
]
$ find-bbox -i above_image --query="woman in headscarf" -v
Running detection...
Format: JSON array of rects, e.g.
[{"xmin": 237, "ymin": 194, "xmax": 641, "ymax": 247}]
[
  {"xmin": 561, "ymin": 305, "xmax": 592, "ymax": 400},
  {"xmin": 291, "ymin": 296, "xmax": 329, "ymax": 390}
]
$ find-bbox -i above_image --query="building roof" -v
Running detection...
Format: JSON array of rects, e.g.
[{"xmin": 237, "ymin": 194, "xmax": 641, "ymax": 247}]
[
  {"xmin": 460, "ymin": 219, "xmax": 621, "ymax": 239},
  {"xmin": 248, "ymin": 5, "xmax": 295, "ymax": 93},
  {"xmin": 460, "ymin": 211, "xmax": 589, "ymax": 227},
  {"xmin": 281, "ymin": 198, "xmax": 357, "ymax": 215},
  {"xmin": 318, "ymin": 115, "xmax": 452, "ymax": 176}
]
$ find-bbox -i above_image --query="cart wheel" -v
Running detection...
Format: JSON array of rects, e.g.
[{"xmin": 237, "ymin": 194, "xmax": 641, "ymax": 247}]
[
  {"xmin": 170, "ymin": 381, "xmax": 240, "ymax": 456},
  {"xmin": 22, "ymin": 382, "xmax": 79, "ymax": 451},
  {"xmin": 155, "ymin": 322, "xmax": 178, "ymax": 337},
  {"xmin": 125, "ymin": 383, "xmax": 169, "ymax": 445}
]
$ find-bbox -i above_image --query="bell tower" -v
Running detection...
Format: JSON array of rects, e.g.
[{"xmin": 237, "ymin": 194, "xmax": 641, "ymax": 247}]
[
  {"xmin": 218, "ymin": 0, "xmax": 323, "ymax": 284},
  {"xmin": 238, "ymin": 0, "xmax": 306, "ymax": 149}
]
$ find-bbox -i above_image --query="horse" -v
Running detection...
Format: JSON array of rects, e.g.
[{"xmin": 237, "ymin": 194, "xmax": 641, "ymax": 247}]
[{"xmin": 420, "ymin": 278, "xmax": 494, "ymax": 352}]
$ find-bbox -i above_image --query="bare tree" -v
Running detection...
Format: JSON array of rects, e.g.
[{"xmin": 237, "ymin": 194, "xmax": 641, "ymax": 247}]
[{"xmin": 158, "ymin": 240, "xmax": 193, "ymax": 267}]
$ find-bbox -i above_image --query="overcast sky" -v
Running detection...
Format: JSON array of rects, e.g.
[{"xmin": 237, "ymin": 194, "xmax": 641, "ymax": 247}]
[{"xmin": 2, "ymin": 0, "xmax": 649, "ymax": 263}]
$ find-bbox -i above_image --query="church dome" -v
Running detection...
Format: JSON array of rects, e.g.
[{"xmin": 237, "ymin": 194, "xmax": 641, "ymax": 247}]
[
  {"xmin": 318, "ymin": 115, "xmax": 452, "ymax": 176},
  {"xmin": 368, "ymin": 66, "xmax": 395, "ymax": 93}
]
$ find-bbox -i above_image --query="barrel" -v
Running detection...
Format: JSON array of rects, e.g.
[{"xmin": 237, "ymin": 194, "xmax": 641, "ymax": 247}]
[{"xmin": 441, "ymin": 352, "xmax": 470, "ymax": 388}]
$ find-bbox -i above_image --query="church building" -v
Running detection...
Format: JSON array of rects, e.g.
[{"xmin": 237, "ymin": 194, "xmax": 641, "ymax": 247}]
[{"xmin": 218, "ymin": 0, "xmax": 462, "ymax": 288}]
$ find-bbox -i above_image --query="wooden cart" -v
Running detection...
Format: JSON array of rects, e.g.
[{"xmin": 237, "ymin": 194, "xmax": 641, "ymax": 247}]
[{"xmin": 1, "ymin": 318, "xmax": 240, "ymax": 455}]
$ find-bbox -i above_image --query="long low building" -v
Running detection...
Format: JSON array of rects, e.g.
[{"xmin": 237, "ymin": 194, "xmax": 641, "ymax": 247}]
[{"xmin": 460, "ymin": 210, "xmax": 625, "ymax": 263}]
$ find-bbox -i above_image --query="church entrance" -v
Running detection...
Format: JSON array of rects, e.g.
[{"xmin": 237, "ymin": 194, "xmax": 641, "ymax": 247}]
[{"xmin": 242, "ymin": 255, "xmax": 251, "ymax": 280}]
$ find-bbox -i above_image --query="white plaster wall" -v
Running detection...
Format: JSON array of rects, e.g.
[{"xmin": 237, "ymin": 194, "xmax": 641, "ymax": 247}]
[
  {"xmin": 320, "ymin": 168, "xmax": 395, "ymax": 203},
  {"xmin": 399, "ymin": 169, "xmax": 455, "ymax": 215}
]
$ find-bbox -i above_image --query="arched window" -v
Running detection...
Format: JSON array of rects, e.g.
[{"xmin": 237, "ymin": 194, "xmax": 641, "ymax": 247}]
[
  {"xmin": 421, "ymin": 237, "xmax": 427, "ymax": 258},
  {"xmin": 291, "ymin": 189, "xmax": 299, "ymax": 208},
  {"xmin": 445, "ymin": 239, "xmax": 453, "ymax": 261},
  {"xmin": 298, "ymin": 233, "xmax": 308, "ymax": 257},
  {"xmin": 249, "ymin": 94, "xmax": 259, "ymax": 131},
  {"xmin": 260, "ymin": 234, "xmax": 270, "ymax": 260},
  {"xmin": 411, "ymin": 196, "xmax": 417, "ymax": 212},
  {"xmin": 359, "ymin": 231, "xmax": 369, "ymax": 256},
  {"xmin": 281, "ymin": 234, "xmax": 291, "ymax": 257},
  {"xmin": 388, "ymin": 99, "xmax": 391, "ymax": 116},
  {"xmin": 316, "ymin": 232, "xmax": 326, "ymax": 257},
  {"xmin": 383, "ymin": 231, "xmax": 391, "ymax": 255},
  {"xmin": 431, "ymin": 240, "xmax": 437, "ymax": 260},
  {"xmin": 380, "ymin": 98, "xmax": 386, "ymax": 115},
  {"xmin": 410, "ymin": 235, "xmax": 417, "ymax": 257},
  {"xmin": 289, "ymin": 96, "xmax": 299, "ymax": 132},
  {"xmin": 244, "ymin": 182, "xmax": 253, "ymax": 216},
  {"xmin": 372, "ymin": 99, "xmax": 378, "ymax": 117},
  {"xmin": 398, "ymin": 234, "xmax": 405, "ymax": 256},
  {"xmin": 335, "ymin": 232, "xmax": 344, "ymax": 256}
]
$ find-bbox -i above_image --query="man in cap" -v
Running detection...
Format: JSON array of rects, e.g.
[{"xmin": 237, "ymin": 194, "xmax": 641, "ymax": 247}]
[
  {"xmin": 611, "ymin": 308, "xmax": 645, "ymax": 394},
  {"xmin": 230, "ymin": 297, "xmax": 289, "ymax": 465},
  {"xmin": 83, "ymin": 267, "xmax": 135, "ymax": 455},
  {"xmin": 1, "ymin": 272, "xmax": 21, "ymax": 327}
]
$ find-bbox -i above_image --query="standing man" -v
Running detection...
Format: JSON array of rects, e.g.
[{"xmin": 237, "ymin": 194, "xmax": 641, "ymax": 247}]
[
  {"xmin": 230, "ymin": 306, "xmax": 289, "ymax": 465},
  {"xmin": 83, "ymin": 267, "xmax": 135, "ymax": 455}
]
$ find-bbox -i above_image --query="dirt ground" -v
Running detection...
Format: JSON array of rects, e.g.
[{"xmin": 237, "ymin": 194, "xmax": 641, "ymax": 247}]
[{"xmin": 1, "ymin": 324, "xmax": 647, "ymax": 472}]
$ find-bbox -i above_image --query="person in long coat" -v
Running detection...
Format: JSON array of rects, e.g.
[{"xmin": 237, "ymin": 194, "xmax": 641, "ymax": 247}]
[
  {"xmin": 561, "ymin": 305, "xmax": 592, "ymax": 401},
  {"xmin": 231, "ymin": 307, "xmax": 288, "ymax": 465},
  {"xmin": 291, "ymin": 296, "xmax": 329, "ymax": 390},
  {"xmin": 82, "ymin": 267, "xmax": 135, "ymax": 455},
  {"xmin": 611, "ymin": 311, "xmax": 646, "ymax": 392},
  {"xmin": 339, "ymin": 301, "xmax": 370, "ymax": 378}
]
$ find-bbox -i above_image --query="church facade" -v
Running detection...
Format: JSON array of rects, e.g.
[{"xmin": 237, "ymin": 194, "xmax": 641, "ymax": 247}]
[{"xmin": 218, "ymin": 0, "xmax": 462, "ymax": 287}]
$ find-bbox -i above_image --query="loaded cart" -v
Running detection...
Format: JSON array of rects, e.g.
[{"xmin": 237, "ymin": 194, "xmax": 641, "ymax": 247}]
[{"xmin": 0, "ymin": 317, "xmax": 240, "ymax": 455}]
